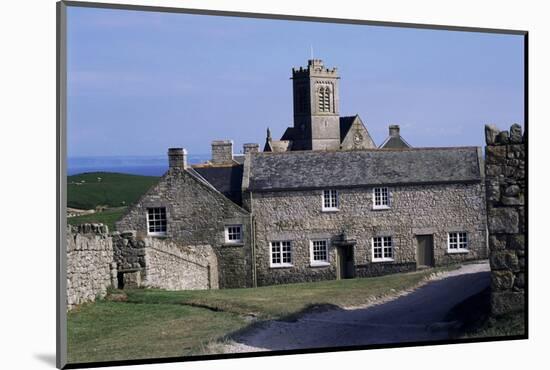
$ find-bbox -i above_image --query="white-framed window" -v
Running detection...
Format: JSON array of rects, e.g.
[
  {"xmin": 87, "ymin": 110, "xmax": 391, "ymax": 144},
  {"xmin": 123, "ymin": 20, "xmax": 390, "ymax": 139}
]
[
  {"xmin": 147, "ymin": 207, "xmax": 167, "ymax": 236},
  {"xmin": 310, "ymin": 239, "xmax": 330, "ymax": 266},
  {"xmin": 448, "ymin": 232, "xmax": 469, "ymax": 253},
  {"xmin": 322, "ymin": 189, "xmax": 339, "ymax": 211},
  {"xmin": 373, "ymin": 187, "xmax": 390, "ymax": 209},
  {"xmin": 225, "ymin": 225, "xmax": 243, "ymax": 244},
  {"xmin": 270, "ymin": 241, "xmax": 292, "ymax": 268},
  {"xmin": 372, "ymin": 236, "xmax": 394, "ymax": 262}
]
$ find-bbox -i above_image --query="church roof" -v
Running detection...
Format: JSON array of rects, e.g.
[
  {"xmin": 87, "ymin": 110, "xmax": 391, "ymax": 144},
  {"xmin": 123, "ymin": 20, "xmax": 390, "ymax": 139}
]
[
  {"xmin": 246, "ymin": 147, "xmax": 482, "ymax": 192},
  {"xmin": 193, "ymin": 165, "xmax": 244, "ymax": 205},
  {"xmin": 339, "ymin": 116, "xmax": 356, "ymax": 142}
]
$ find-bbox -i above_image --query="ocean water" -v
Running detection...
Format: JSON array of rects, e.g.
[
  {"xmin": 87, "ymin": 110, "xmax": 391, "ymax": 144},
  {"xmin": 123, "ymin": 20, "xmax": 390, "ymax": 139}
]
[{"xmin": 67, "ymin": 155, "xmax": 210, "ymax": 176}]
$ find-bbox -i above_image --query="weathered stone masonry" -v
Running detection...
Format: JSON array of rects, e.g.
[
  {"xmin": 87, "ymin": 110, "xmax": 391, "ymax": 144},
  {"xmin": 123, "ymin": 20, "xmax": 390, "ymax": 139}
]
[
  {"xmin": 116, "ymin": 166, "xmax": 253, "ymax": 289},
  {"xmin": 485, "ymin": 124, "xmax": 526, "ymax": 316},
  {"xmin": 246, "ymin": 183, "xmax": 487, "ymax": 286},
  {"xmin": 66, "ymin": 224, "xmax": 116, "ymax": 310}
]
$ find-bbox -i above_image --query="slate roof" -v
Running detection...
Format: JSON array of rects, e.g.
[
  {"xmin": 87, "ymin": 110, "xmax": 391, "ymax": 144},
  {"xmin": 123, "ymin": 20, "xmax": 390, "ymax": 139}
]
[
  {"xmin": 246, "ymin": 147, "xmax": 481, "ymax": 191},
  {"xmin": 193, "ymin": 165, "xmax": 244, "ymax": 205},
  {"xmin": 380, "ymin": 135, "xmax": 412, "ymax": 149}
]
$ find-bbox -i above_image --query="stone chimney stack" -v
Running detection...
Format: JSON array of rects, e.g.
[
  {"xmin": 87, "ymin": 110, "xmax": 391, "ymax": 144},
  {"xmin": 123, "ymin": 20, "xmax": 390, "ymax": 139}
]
[
  {"xmin": 389, "ymin": 125, "xmax": 400, "ymax": 137},
  {"xmin": 211, "ymin": 140, "xmax": 233, "ymax": 164},
  {"xmin": 168, "ymin": 148, "xmax": 187, "ymax": 169},
  {"xmin": 243, "ymin": 143, "xmax": 259, "ymax": 154}
]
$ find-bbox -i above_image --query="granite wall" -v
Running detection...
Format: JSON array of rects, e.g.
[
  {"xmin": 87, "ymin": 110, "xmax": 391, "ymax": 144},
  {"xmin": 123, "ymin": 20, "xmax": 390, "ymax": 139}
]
[
  {"xmin": 66, "ymin": 224, "xmax": 117, "ymax": 310},
  {"xmin": 247, "ymin": 182, "xmax": 487, "ymax": 286},
  {"xmin": 116, "ymin": 167, "xmax": 253, "ymax": 288},
  {"xmin": 485, "ymin": 124, "xmax": 526, "ymax": 316}
]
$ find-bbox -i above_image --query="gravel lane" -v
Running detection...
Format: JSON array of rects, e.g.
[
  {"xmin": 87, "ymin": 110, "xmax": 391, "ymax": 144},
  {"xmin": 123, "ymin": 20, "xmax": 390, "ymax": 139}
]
[{"xmin": 219, "ymin": 261, "xmax": 490, "ymax": 353}]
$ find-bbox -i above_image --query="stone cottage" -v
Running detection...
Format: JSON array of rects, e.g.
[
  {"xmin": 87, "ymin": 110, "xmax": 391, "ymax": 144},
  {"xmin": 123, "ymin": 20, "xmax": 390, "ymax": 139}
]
[{"xmin": 116, "ymin": 58, "xmax": 488, "ymax": 289}]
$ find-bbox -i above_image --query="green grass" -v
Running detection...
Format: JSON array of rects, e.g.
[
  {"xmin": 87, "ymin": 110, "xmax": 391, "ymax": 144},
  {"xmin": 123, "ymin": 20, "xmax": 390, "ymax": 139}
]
[
  {"xmin": 67, "ymin": 207, "xmax": 126, "ymax": 232},
  {"xmin": 68, "ymin": 172, "xmax": 159, "ymax": 209},
  {"xmin": 68, "ymin": 265, "xmax": 457, "ymax": 364},
  {"xmin": 67, "ymin": 301, "xmax": 247, "ymax": 363}
]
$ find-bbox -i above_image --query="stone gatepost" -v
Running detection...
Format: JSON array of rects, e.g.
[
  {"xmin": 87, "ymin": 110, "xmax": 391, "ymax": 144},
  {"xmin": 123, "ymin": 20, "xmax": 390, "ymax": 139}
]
[{"xmin": 484, "ymin": 123, "xmax": 526, "ymax": 316}]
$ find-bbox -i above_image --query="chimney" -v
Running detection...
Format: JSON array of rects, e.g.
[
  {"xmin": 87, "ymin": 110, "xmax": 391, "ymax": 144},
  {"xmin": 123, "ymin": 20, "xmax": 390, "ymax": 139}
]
[
  {"xmin": 211, "ymin": 140, "xmax": 233, "ymax": 164},
  {"xmin": 243, "ymin": 143, "xmax": 259, "ymax": 154},
  {"xmin": 389, "ymin": 125, "xmax": 400, "ymax": 137},
  {"xmin": 168, "ymin": 148, "xmax": 187, "ymax": 169}
]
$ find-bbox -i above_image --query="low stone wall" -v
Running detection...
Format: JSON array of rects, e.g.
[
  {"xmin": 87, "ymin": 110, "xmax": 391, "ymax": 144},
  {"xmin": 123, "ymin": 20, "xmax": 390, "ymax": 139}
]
[
  {"xmin": 485, "ymin": 124, "xmax": 526, "ymax": 316},
  {"xmin": 66, "ymin": 224, "xmax": 116, "ymax": 310},
  {"xmin": 113, "ymin": 231, "xmax": 219, "ymax": 290}
]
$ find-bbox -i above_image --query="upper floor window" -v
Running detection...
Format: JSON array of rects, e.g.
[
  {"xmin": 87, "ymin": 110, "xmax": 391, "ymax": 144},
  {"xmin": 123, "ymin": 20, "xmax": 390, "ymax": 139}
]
[
  {"xmin": 310, "ymin": 239, "xmax": 329, "ymax": 266},
  {"xmin": 270, "ymin": 241, "xmax": 292, "ymax": 268},
  {"xmin": 322, "ymin": 189, "xmax": 339, "ymax": 211},
  {"xmin": 225, "ymin": 225, "xmax": 243, "ymax": 244},
  {"xmin": 373, "ymin": 187, "xmax": 390, "ymax": 209},
  {"xmin": 448, "ymin": 232, "xmax": 468, "ymax": 253},
  {"xmin": 372, "ymin": 236, "xmax": 394, "ymax": 262},
  {"xmin": 318, "ymin": 86, "xmax": 331, "ymax": 112},
  {"xmin": 147, "ymin": 207, "xmax": 167, "ymax": 236}
]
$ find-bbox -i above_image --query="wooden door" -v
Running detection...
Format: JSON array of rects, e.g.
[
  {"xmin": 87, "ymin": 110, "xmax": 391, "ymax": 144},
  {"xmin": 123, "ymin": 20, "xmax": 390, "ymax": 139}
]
[{"xmin": 416, "ymin": 235, "xmax": 434, "ymax": 267}]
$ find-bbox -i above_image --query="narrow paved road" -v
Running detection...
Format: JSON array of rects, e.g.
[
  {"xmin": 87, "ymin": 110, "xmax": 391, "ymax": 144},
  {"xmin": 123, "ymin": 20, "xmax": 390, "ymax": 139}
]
[{"xmin": 224, "ymin": 262, "xmax": 490, "ymax": 352}]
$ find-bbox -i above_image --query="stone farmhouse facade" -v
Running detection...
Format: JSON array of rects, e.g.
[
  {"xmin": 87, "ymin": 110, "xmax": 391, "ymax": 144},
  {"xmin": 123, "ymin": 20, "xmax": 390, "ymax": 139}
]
[{"xmin": 116, "ymin": 59, "xmax": 488, "ymax": 289}]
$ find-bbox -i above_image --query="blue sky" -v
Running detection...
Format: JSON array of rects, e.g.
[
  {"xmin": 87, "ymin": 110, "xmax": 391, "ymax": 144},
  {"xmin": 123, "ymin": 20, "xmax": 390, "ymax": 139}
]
[{"xmin": 67, "ymin": 6, "xmax": 524, "ymax": 157}]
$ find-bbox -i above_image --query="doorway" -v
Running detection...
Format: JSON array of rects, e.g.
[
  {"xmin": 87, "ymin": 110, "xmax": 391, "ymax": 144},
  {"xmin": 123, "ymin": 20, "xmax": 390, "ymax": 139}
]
[
  {"xmin": 337, "ymin": 245, "xmax": 355, "ymax": 279},
  {"xmin": 416, "ymin": 235, "xmax": 434, "ymax": 268}
]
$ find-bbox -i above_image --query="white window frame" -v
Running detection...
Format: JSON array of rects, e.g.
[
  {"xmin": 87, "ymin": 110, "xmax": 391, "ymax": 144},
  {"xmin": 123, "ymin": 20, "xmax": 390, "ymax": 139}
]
[
  {"xmin": 372, "ymin": 236, "xmax": 394, "ymax": 262},
  {"xmin": 447, "ymin": 232, "xmax": 469, "ymax": 253},
  {"xmin": 322, "ymin": 189, "xmax": 339, "ymax": 211},
  {"xmin": 372, "ymin": 187, "xmax": 391, "ymax": 210},
  {"xmin": 146, "ymin": 207, "xmax": 167, "ymax": 236},
  {"xmin": 270, "ymin": 241, "xmax": 293, "ymax": 268},
  {"xmin": 224, "ymin": 224, "xmax": 243, "ymax": 244},
  {"xmin": 309, "ymin": 239, "xmax": 330, "ymax": 267}
]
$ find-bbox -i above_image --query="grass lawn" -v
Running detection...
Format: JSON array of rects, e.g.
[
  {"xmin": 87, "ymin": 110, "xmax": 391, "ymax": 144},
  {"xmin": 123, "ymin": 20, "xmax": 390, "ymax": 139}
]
[
  {"xmin": 67, "ymin": 266, "xmax": 456, "ymax": 364},
  {"xmin": 67, "ymin": 207, "xmax": 126, "ymax": 232},
  {"xmin": 68, "ymin": 172, "xmax": 159, "ymax": 210}
]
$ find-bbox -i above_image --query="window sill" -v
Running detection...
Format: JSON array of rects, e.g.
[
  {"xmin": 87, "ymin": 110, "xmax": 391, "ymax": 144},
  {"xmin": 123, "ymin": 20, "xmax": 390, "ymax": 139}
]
[
  {"xmin": 148, "ymin": 233, "xmax": 168, "ymax": 238},
  {"xmin": 447, "ymin": 249, "xmax": 469, "ymax": 254},
  {"xmin": 372, "ymin": 206, "xmax": 391, "ymax": 211},
  {"xmin": 310, "ymin": 262, "xmax": 330, "ymax": 267},
  {"xmin": 321, "ymin": 208, "xmax": 339, "ymax": 213},
  {"xmin": 223, "ymin": 242, "xmax": 244, "ymax": 247},
  {"xmin": 372, "ymin": 258, "xmax": 395, "ymax": 263},
  {"xmin": 270, "ymin": 264, "xmax": 294, "ymax": 269}
]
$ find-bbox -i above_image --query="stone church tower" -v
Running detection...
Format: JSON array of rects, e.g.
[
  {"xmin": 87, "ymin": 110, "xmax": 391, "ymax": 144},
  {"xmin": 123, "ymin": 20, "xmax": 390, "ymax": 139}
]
[{"xmin": 291, "ymin": 59, "xmax": 341, "ymax": 150}]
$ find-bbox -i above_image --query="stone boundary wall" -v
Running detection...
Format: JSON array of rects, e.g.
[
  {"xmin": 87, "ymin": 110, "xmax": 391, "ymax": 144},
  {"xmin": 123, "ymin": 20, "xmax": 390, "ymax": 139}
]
[
  {"xmin": 485, "ymin": 124, "xmax": 526, "ymax": 316},
  {"xmin": 66, "ymin": 224, "xmax": 117, "ymax": 310},
  {"xmin": 113, "ymin": 231, "xmax": 219, "ymax": 290}
]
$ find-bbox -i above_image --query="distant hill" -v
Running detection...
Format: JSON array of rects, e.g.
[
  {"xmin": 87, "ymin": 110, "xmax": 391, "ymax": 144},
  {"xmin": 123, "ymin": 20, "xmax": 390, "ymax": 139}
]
[{"xmin": 67, "ymin": 172, "xmax": 160, "ymax": 210}]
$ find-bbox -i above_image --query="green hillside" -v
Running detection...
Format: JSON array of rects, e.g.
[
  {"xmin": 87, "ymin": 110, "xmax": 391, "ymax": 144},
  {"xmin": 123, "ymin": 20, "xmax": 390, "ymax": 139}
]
[{"xmin": 68, "ymin": 172, "xmax": 160, "ymax": 210}]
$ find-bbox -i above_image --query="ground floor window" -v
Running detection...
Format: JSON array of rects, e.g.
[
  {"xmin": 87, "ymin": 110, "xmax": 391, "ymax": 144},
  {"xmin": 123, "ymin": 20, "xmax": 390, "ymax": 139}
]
[
  {"xmin": 147, "ymin": 207, "xmax": 167, "ymax": 236},
  {"xmin": 310, "ymin": 239, "xmax": 329, "ymax": 266},
  {"xmin": 448, "ymin": 232, "xmax": 468, "ymax": 252},
  {"xmin": 270, "ymin": 241, "xmax": 292, "ymax": 267},
  {"xmin": 372, "ymin": 236, "xmax": 393, "ymax": 262}
]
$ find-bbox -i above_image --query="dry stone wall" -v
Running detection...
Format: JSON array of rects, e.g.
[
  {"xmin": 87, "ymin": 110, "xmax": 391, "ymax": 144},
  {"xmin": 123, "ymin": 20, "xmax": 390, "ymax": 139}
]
[
  {"xmin": 485, "ymin": 124, "xmax": 526, "ymax": 316},
  {"xmin": 113, "ymin": 231, "xmax": 219, "ymax": 290},
  {"xmin": 66, "ymin": 224, "xmax": 116, "ymax": 310}
]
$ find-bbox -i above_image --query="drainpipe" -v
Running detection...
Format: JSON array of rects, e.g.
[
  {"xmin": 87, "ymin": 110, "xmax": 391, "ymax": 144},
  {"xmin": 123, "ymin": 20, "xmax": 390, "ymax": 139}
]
[{"xmin": 250, "ymin": 191, "xmax": 257, "ymax": 288}]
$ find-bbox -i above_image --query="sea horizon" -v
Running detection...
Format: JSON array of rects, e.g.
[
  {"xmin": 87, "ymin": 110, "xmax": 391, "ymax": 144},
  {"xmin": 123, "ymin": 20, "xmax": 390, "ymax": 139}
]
[{"xmin": 67, "ymin": 154, "xmax": 211, "ymax": 176}]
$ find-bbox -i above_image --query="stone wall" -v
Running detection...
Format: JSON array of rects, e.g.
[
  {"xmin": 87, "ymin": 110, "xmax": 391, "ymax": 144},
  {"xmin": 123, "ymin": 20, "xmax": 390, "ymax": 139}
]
[
  {"xmin": 116, "ymin": 167, "xmax": 253, "ymax": 288},
  {"xmin": 247, "ymin": 182, "xmax": 487, "ymax": 286},
  {"xmin": 485, "ymin": 124, "xmax": 526, "ymax": 316},
  {"xmin": 112, "ymin": 231, "xmax": 219, "ymax": 290},
  {"xmin": 66, "ymin": 224, "xmax": 116, "ymax": 310}
]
